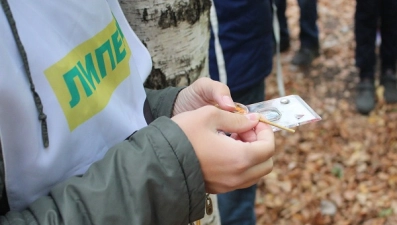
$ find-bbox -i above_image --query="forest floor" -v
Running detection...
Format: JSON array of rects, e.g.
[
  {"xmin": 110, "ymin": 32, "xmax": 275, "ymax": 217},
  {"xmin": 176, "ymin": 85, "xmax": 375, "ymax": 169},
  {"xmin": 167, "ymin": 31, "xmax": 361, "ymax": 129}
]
[{"xmin": 255, "ymin": 0, "xmax": 397, "ymax": 224}]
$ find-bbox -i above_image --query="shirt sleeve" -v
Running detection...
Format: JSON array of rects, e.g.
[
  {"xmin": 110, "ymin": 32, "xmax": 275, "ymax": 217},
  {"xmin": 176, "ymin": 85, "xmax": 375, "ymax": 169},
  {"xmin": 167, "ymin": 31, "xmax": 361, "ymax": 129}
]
[
  {"xmin": 0, "ymin": 117, "xmax": 205, "ymax": 225},
  {"xmin": 145, "ymin": 87, "xmax": 185, "ymax": 119}
]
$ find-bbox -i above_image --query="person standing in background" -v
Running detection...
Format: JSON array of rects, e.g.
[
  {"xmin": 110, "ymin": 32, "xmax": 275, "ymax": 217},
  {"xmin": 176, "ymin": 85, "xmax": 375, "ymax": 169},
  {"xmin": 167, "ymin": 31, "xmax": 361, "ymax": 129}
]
[
  {"xmin": 208, "ymin": 0, "xmax": 274, "ymax": 224},
  {"xmin": 275, "ymin": 0, "xmax": 320, "ymax": 66},
  {"xmin": 354, "ymin": 0, "xmax": 397, "ymax": 114}
]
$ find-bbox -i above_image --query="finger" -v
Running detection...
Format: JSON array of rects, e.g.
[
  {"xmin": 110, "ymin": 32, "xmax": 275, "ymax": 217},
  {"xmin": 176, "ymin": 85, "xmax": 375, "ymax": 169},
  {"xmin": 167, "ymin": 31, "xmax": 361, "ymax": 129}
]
[
  {"xmin": 237, "ymin": 123, "xmax": 275, "ymax": 167},
  {"xmin": 213, "ymin": 155, "xmax": 274, "ymax": 192},
  {"xmin": 236, "ymin": 158, "xmax": 274, "ymax": 189},
  {"xmin": 212, "ymin": 133, "xmax": 274, "ymax": 186},
  {"xmin": 216, "ymin": 116, "xmax": 274, "ymax": 166},
  {"xmin": 212, "ymin": 110, "xmax": 260, "ymax": 134},
  {"xmin": 255, "ymin": 121, "xmax": 275, "ymax": 142},
  {"xmin": 234, "ymin": 129, "xmax": 257, "ymax": 142},
  {"xmin": 194, "ymin": 78, "xmax": 236, "ymax": 110}
]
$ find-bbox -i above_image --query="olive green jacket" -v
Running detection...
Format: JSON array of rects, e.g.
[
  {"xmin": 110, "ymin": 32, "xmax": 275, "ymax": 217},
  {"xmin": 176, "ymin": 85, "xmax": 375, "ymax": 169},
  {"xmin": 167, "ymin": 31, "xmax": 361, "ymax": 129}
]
[{"xmin": 0, "ymin": 87, "xmax": 206, "ymax": 225}]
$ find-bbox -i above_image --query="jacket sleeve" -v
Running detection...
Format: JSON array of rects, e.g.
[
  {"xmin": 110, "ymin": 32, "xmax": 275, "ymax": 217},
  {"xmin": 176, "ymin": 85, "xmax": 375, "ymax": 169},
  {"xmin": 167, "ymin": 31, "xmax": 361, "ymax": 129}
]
[
  {"xmin": 0, "ymin": 117, "xmax": 206, "ymax": 225},
  {"xmin": 145, "ymin": 87, "xmax": 185, "ymax": 119}
]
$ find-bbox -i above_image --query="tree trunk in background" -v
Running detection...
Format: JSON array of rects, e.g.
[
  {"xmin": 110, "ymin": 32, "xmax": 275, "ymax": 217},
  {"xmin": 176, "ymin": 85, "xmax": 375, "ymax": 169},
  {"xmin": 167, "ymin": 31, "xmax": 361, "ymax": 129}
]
[
  {"xmin": 120, "ymin": 0, "xmax": 211, "ymax": 89},
  {"xmin": 120, "ymin": 4, "xmax": 221, "ymax": 225}
]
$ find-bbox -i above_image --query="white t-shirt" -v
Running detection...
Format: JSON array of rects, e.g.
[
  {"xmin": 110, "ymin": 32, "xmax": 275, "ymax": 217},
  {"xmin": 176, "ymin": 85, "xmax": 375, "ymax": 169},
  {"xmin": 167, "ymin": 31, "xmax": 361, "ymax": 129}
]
[{"xmin": 0, "ymin": 0, "xmax": 151, "ymax": 210}]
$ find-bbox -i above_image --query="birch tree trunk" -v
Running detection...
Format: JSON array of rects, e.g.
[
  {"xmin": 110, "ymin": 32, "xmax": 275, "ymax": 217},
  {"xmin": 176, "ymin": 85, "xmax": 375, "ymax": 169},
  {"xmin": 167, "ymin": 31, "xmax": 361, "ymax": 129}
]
[
  {"xmin": 120, "ymin": 1, "xmax": 220, "ymax": 224},
  {"xmin": 120, "ymin": 0, "xmax": 211, "ymax": 89}
]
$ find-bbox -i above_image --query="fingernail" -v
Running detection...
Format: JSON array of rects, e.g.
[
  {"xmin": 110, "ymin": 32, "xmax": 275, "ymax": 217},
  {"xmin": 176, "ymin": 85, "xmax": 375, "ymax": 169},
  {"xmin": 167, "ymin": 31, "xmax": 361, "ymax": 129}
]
[
  {"xmin": 222, "ymin": 96, "xmax": 236, "ymax": 108},
  {"xmin": 245, "ymin": 113, "xmax": 259, "ymax": 121}
]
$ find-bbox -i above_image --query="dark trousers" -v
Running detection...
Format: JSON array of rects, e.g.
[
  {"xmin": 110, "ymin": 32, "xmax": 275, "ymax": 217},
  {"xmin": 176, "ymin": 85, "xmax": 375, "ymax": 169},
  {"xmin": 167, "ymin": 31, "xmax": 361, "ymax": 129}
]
[
  {"xmin": 355, "ymin": 0, "xmax": 397, "ymax": 80},
  {"xmin": 275, "ymin": 0, "xmax": 319, "ymax": 48},
  {"xmin": 217, "ymin": 81, "xmax": 265, "ymax": 225}
]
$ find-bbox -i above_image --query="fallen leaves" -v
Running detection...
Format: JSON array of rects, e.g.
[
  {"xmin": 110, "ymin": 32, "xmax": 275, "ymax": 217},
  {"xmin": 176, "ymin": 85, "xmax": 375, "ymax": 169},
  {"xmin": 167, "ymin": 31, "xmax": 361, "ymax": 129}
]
[{"xmin": 255, "ymin": 0, "xmax": 397, "ymax": 224}]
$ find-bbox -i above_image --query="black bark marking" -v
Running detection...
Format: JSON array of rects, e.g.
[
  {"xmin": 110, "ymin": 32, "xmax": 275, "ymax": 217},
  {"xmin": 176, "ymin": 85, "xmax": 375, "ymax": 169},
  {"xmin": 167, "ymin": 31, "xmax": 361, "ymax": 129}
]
[
  {"xmin": 142, "ymin": 8, "xmax": 149, "ymax": 22},
  {"xmin": 157, "ymin": 0, "xmax": 211, "ymax": 29},
  {"xmin": 144, "ymin": 66, "xmax": 168, "ymax": 90},
  {"xmin": 144, "ymin": 57, "xmax": 207, "ymax": 89}
]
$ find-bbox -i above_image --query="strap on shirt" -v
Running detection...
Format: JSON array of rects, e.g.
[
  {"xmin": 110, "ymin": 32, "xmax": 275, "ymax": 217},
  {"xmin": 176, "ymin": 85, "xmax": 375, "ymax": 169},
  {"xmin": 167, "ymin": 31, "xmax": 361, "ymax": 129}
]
[{"xmin": 0, "ymin": 0, "xmax": 49, "ymax": 147}]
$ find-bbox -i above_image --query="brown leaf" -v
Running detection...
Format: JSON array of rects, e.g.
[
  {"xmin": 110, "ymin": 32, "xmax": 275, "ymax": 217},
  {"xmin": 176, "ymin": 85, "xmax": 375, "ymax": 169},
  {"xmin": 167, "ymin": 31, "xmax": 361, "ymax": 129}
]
[{"xmin": 256, "ymin": 0, "xmax": 397, "ymax": 224}]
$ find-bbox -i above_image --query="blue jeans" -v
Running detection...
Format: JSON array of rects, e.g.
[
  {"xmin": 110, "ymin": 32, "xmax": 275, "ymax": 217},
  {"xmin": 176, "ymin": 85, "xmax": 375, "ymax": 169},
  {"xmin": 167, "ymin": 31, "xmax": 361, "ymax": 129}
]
[
  {"xmin": 355, "ymin": 0, "xmax": 397, "ymax": 80},
  {"xmin": 218, "ymin": 81, "xmax": 265, "ymax": 225},
  {"xmin": 275, "ymin": 0, "xmax": 319, "ymax": 49}
]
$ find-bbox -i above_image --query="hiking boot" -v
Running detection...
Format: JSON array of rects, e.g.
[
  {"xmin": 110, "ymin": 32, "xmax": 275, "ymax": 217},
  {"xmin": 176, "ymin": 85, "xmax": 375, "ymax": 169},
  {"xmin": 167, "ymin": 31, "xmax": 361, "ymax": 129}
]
[
  {"xmin": 291, "ymin": 47, "xmax": 320, "ymax": 66},
  {"xmin": 355, "ymin": 79, "xmax": 375, "ymax": 115},
  {"xmin": 381, "ymin": 70, "xmax": 397, "ymax": 103}
]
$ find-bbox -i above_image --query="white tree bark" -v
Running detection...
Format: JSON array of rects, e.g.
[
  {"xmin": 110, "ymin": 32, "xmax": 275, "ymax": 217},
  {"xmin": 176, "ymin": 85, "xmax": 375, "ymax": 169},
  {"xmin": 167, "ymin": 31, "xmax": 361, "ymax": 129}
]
[
  {"xmin": 120, "ymin": 1, "xmax": 220, "ymax": 224},
  {"xmin": 120, "ymin": 0, "xmax": 211, "ymax": 88}
]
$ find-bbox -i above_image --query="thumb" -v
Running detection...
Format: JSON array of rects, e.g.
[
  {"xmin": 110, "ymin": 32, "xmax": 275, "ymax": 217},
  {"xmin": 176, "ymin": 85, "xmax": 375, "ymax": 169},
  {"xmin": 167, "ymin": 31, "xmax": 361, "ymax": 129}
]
[
  {"xmin": 213, "ymin": 110, "xmax": 260, "ymax": 134},
  {"xmin": 192, "ymin": 78, "xmax": 236, "ymax": 110}
]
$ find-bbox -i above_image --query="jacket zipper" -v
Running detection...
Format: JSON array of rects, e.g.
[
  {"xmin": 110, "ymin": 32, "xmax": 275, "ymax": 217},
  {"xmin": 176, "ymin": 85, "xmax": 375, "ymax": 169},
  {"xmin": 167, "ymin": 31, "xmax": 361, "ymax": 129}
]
[{"xmin": 192, "ymin": 194, "xmax": 213, "ymax": 225}]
